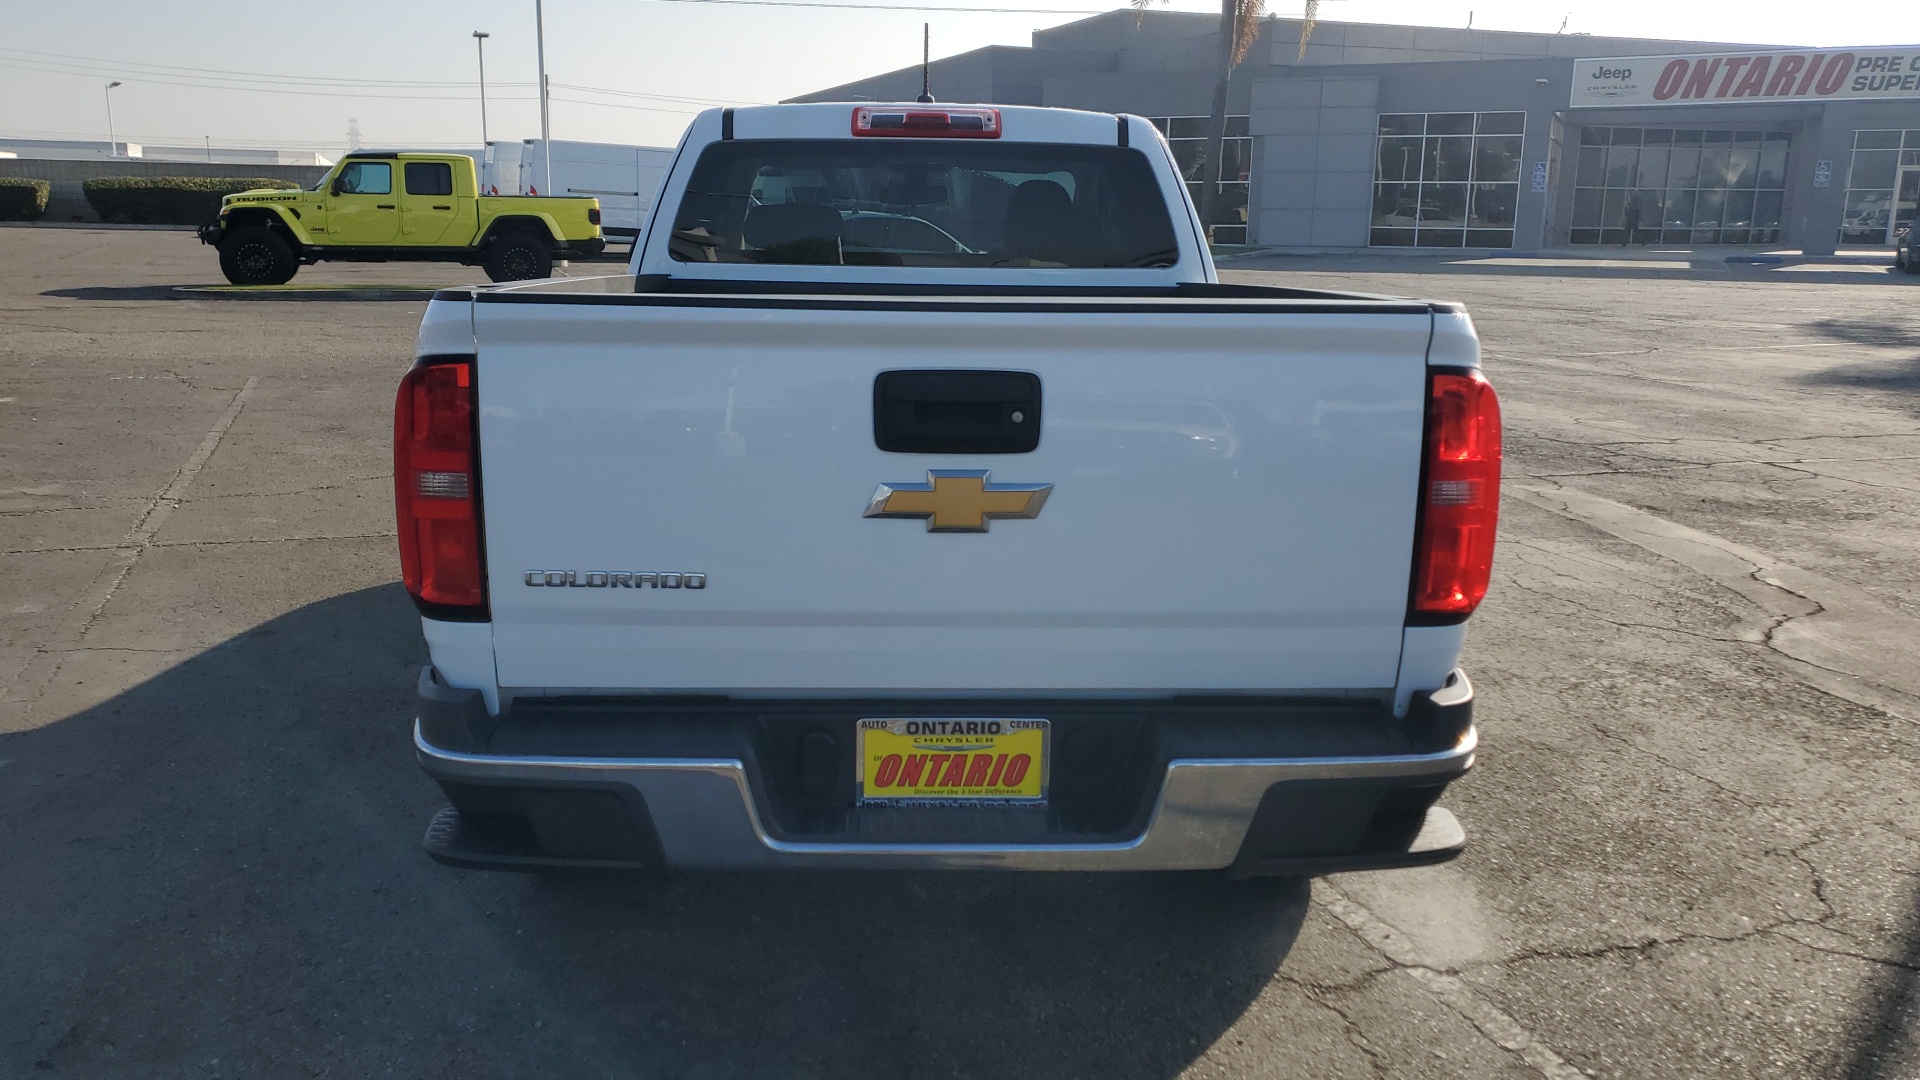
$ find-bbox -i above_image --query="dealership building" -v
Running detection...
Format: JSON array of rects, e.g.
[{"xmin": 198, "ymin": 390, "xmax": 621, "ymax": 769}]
[{"xmin": 789, "ymin": 11, "xmax": 1920, "ymax": 253}]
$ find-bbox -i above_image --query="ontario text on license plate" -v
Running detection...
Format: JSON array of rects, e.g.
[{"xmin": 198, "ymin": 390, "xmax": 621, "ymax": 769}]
[{"xmin": 856, "ymin": 718, "xmax": 1048, "ymax": 806}]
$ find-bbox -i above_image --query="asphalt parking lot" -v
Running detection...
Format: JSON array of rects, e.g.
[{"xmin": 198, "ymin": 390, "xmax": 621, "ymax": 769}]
[{"xmin": 2, "ymin": 227, "xmax": 1918, "ymax": 1079}]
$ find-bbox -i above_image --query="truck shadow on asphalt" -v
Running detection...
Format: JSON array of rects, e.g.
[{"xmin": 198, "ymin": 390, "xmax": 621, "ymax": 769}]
[
  {"xmin": 0, "ymin": 584, "xmax": 1307, "ymax": 1079},
  {"xmin": 1847, "ymin": 906, "xmax": 1920, "ymax": 1080},
  {"xmin": 41, "ymin": 285, "xmax": 436, "ymax": 303},
  {"xmin": 40, "ymin": 285, "xmax": 186, "ymax": 302}
]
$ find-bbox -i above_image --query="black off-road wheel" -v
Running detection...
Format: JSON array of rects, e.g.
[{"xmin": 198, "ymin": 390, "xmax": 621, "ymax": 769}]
[
  {"xmin": 483, "ymin": 231, "xmax": 554, "ymax": 282},
  {"xmin": 217, "ymin": 226, "xmax": 299, "ymax": 286}
]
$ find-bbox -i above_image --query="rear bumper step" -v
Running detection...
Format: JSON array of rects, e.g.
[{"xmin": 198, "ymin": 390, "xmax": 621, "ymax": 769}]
[
  {"xmin": 420, "ymin": 800, "xmax": 1466, "ymax": 877},
  {"xmin": 412, "ymin": 669, "xmax": 1478, "ymax": 874}
]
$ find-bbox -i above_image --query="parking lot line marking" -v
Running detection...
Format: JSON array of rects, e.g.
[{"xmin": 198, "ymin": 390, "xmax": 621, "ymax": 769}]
[
  {"xmin": 126, "ymin": 376, "xmax": 261, "ymax": 550},
  {"xmin": 1319, "ymin": 883, "xmax": 1589, "ymax": 1080},
  {"xmin": 0, "ymin": 377, "xmax": 260, "ymax": 716}
]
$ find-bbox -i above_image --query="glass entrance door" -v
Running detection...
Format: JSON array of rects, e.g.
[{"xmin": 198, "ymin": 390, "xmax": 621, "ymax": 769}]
[{"xmin": 1894, "ymin": 168, "xmax": 1920, "ymax": 246}]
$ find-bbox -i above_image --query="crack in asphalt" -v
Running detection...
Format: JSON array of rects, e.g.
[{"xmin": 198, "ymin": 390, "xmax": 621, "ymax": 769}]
[
  {"xmin": 35, "ymin": 646, "xmax": 188, "ymax": 656},
  {"xmin": 1759, "ymin": 433, "xmax": 1920, "ymax": 444},
  {"xmin": 1516, "ymin": 457, "xmax": 1920, "ymax": 495},
  {"xmin": 1498, "ymin": 541, "xmax": 1753, "ymax": 639},
  {"xmin": 152, "ymin": 533, "xmax": 398, "ymax": 547},
  {"xmin": 1310, "ymin": 834, "xmax": 1911, "ymax": 1079},
  {"xmin": 6, "ymin": 323, "xmax": 86, "ymax": 334},
  {"xmin": 1497, "ymin": 577, "xmax": 1750, "ymax": 645},
  {"xmin": 1275, "ymin": 959, "xmax": 1398, "ymax": 997},
  {"xmin": 1582, "ymin": 719, "xmax": 1767, "ymax": 812},
  {"xmin": 1776, "ymin": 932, "xmax": 1920, "ymax": 973},
  {"xmin": 4, "ymin": 544, "xmax": 151, "ymax": 555},
  {"xmin": 1776, "ymin": 835, "xmax": 1839, "ymax": 922},
  {"xmin": 1270, "ymin": 973, "xmax": 1394, "ymax": 1078},
  {"xmin": 1320, "ymin": 994, "xmax": 1392, "ymax": 1079},
  {"xmin": 1507, "ymin": 480, "xmax": 1920, "ymax": 720},
  {"xmin": 1758, "ymin": 570, "xmax": 1831, "ymax": 668},
  {"xmin": 104, "ymin": 370, "xmax": 203, "ymax": 389},
  {"xmin": 1316, "ymin": 886, "xmax": 1592, "ymax": 1080},
  {"xmin": 1491, "ymin": 918, "xmax": 1920, "ymax": 976},
  {"xmin": 6, "ymin": 533, "xmax": 396, "ymax": 555},
  {"xmin": 0, "ymin": 478, "xmax": 386, "ymax": 517},
  {"xmin": 181, "ymin": 476, "xmax": 386, "ymax": 502},
  {"xmin": 0, "ymin": 501, "xmax": 134, "ymax": 515},
  {"xmin": 1484, "ymin": 831, "xmax": 1841, "ymax": 973}
]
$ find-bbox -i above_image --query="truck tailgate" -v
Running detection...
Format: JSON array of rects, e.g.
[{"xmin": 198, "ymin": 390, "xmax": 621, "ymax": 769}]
[{"xmin": 472, "ymin": 293, "xmax": 1434, "ymax": 694}]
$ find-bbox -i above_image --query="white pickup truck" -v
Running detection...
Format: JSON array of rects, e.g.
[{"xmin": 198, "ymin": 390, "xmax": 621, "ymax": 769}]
[{"xmin": 397, "ymin": 103, "xmax": 1501, "ymax": 877}]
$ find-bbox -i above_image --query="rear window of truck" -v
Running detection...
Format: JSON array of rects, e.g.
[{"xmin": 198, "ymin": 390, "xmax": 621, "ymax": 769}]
[{"xmin": 669, "ymin": 140, "xmax": 1180, "ymax": 269}]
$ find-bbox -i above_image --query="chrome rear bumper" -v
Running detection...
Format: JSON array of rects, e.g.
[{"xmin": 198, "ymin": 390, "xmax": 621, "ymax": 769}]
[{"xmin": 413, "ymin": 691, "xmax": 1476, "ymax": 873}]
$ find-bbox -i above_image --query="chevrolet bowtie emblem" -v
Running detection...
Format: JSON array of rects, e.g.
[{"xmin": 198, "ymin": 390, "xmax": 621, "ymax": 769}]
[{"xmin": 864, "ymin": 470, "xmax": 1053, "ymax": 532}]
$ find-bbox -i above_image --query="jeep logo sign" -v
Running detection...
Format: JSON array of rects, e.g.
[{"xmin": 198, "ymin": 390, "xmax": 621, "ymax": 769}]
[{"xmin": 1573, "ymin": 48, "xmax": 1920, "ymax": 107}]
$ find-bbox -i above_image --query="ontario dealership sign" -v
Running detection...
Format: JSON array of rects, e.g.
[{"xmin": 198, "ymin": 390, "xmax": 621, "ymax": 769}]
[{"xmin": 1572, "ymin": 49, "xmax": 1920, "ymax": 107}]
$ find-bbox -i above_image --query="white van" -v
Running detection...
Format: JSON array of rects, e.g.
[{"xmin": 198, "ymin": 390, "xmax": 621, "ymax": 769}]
[
  {"xmin": 478, "ymin": 140, "xmax": 524, "ymax": 197},
  {"xmin": 518, "ymin": 139, "xmax": 676, "ymax": 243}
]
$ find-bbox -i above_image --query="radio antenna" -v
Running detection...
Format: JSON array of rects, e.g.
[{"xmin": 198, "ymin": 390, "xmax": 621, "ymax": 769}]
[{"xmin": 918, "ymin": 23, "xmax": 935, "ymax": 103}]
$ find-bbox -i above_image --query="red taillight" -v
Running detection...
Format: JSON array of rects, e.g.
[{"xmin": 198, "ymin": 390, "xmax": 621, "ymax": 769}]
[
  {"xmin": 1411, "ymin": 368, "xmax": 1501, "ymax": 620},
  {"xmin": 851, "ymin": 106, "xmax": 1001, "ymax": 138},
  {"xmin": 395, "ymin": 359, "xmax": 486, "ymax": 616},
  {"xmin": 588, "ymin": 207, "xmax": 601, "ymax": 225}
]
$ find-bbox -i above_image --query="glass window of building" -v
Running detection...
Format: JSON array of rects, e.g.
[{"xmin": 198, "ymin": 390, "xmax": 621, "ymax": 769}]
[
  {"xmin": 1370, "ymin": 112, "xmax": 1525, "ymax": 248},
  {"xmin": 1841, "ymin": 129, "xmax": 1920, "ymax": 246},
  {"xmin": 1150, "ymin": 116, "xmax": 1251, "ymax": 244},
  {"xmin": 1571, "ymin": 126, "xmax": 1789, "ymax": 246}
]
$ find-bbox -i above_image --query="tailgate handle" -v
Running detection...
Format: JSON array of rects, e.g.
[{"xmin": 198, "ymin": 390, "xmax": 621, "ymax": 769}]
[{"xmin": 874, "ymin": 370, "xmax": 1041, "ymax": 454}]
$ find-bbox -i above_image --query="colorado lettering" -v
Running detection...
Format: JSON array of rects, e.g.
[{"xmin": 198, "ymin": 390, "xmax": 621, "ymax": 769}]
[{"xmin": 523, "ymin": 570, "xmax": 708, "ymax": 589}]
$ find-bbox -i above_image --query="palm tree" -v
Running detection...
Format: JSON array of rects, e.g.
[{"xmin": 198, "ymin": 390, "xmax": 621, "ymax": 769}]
[{"xmin": 1131, "ymin": 0, "xmax": 1319, "ymax": 240}]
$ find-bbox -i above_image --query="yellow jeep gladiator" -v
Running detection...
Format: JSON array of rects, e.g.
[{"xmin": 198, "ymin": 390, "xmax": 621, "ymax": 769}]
[{"xmin": 197, "ymin": 152, "xmax": 604, "ymax": 285}]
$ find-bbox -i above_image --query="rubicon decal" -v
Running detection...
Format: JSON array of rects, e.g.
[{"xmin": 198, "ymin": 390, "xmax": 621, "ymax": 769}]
[{"xmin": 523, "ymin": 570, "xmax": 707, "ymax": 589}]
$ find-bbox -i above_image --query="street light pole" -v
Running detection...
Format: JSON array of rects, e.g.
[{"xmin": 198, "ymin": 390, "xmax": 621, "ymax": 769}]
[
  {"xmin": 104, "ymin": 81, "xmax": 121, "ymax": 157},
  {"xmin": 534, "ymin": 0, "xmax": 552, "ymax": 196},
  {"xmin": 472, "ymin": 31, "xmax": 491, "ymax": 146}
]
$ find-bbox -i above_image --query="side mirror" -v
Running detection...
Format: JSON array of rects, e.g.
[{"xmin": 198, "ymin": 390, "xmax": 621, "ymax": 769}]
[{"xmin": 329, "ymin": 176, "xmax": 346, "ymax": 196}]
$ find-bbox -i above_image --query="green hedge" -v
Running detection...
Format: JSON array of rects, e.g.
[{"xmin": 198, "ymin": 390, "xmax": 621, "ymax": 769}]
[
  {"xmin": 82, "ymin": 176, "xmax": 300, "ymax": 225},
  {"xmin": 0, "ymin": 177, "xmax": 51, "ymax": 222}
]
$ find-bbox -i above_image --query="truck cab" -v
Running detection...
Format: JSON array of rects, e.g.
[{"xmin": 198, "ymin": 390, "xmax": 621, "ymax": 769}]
[{"xmin": 322, "ymin": 156, "xmax": 472, "ymax": 246}]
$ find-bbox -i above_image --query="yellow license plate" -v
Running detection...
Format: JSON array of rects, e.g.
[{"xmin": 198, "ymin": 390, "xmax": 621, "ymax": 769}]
[{"xmin": 856, "ymin": 718, "xmax": 1048, "ymax": 805}]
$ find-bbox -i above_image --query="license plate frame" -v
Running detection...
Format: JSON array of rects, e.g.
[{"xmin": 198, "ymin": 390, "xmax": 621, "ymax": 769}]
[{"xmin": 855, "ymin": 718, "xmax": 1049, "ymax": 806}]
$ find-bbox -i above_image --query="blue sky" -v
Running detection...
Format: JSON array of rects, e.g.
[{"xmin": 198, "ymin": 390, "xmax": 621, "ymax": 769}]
[{"xmin": 2, "ymin": 0, "xmax": 1912, "ymax": 153}]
